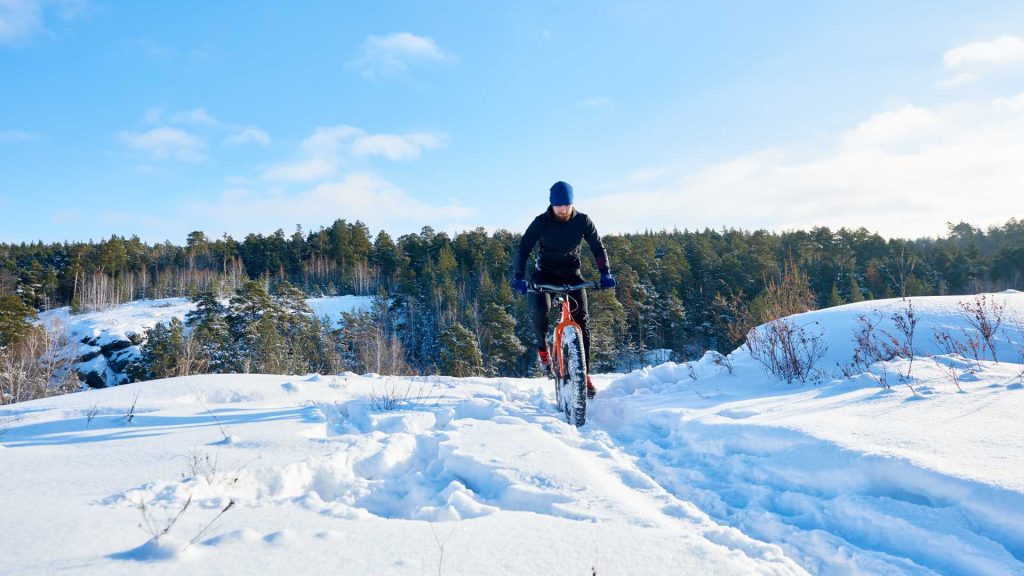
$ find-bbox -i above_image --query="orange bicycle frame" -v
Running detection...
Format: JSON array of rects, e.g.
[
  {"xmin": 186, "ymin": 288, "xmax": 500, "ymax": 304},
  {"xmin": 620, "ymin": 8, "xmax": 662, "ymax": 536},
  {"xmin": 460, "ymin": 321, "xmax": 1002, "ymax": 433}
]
[{"xmin": 552, "ymin": 294, "xmax": 584, "ymax": 379}]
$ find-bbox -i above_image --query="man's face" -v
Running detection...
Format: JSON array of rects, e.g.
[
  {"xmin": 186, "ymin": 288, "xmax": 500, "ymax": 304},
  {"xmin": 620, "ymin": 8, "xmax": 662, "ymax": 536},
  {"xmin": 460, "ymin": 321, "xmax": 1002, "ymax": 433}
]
[{"xmin": 552, "ymin": 204, "xmax": 573, "ymax": 222}]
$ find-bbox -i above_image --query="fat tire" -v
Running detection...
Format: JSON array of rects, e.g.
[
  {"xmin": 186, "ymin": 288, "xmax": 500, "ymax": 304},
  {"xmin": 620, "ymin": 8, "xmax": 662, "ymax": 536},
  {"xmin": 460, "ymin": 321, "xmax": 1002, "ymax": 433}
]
[{"xmin": 559, "ymin": 326, "xmax": 588, "ymax": 426}]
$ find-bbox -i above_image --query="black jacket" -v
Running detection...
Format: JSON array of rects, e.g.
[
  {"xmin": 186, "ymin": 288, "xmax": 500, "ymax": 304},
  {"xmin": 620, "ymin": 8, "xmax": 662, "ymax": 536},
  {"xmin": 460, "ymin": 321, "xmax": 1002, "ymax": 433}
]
[{"xmin": 515, "ymin": 207, "xmax": 609, "ymax": 280}]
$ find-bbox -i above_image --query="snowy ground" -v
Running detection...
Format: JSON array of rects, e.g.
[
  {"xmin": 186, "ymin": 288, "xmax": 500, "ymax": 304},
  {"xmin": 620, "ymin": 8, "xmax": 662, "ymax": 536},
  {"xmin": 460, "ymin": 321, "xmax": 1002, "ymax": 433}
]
[{"xmin": 3, "ymin": 293, "xmax": 1023, "ymax": 575}]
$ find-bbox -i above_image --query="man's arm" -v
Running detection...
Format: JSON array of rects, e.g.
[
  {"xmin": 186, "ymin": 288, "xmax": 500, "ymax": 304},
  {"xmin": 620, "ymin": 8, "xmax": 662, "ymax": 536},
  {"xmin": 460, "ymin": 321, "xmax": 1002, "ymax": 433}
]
[
  {"xmin": 584, "ymin": 215, "xmax": 609, "ymax": 274},
  {"xmin": 514, "ymin": 216, "xmax": 544, "ymax": 278}
]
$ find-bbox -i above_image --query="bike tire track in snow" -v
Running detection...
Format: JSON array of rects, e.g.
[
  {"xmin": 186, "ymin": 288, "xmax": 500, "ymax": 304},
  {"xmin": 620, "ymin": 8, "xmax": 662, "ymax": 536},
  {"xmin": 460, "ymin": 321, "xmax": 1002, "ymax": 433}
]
[
  {"xmin": 80, "ymin": 374, "xmax": 805, "ymax": 575},
  {"xmin": 584, "ymin": 374, "xmax": 1024, "ymax": 576}
]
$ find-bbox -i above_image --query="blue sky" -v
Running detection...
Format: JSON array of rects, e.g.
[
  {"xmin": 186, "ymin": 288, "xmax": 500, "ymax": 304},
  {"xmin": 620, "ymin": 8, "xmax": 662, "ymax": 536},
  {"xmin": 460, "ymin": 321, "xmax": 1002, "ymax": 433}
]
[{"xmin": 2, "ymin": 1, "xmax": 1024, "ymax": 244}]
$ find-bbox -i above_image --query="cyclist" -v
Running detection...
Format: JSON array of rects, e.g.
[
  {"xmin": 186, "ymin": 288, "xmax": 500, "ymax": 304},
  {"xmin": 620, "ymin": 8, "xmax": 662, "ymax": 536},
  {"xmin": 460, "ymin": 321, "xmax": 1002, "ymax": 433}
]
[{"xmin": 511, "ymin": 180, "xmax": 616, "ymax": 398}]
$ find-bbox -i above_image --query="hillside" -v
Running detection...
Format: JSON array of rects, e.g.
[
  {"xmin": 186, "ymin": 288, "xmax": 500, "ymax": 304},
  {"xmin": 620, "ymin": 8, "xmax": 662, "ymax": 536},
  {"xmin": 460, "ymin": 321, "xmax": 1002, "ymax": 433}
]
[
  {"xmin": 36, "ymin": 296, "xmax": 373, "ymax": 388},
  {"xmin": 2, "ymin": 292, "xmax": 1023, "ymax": 575}
]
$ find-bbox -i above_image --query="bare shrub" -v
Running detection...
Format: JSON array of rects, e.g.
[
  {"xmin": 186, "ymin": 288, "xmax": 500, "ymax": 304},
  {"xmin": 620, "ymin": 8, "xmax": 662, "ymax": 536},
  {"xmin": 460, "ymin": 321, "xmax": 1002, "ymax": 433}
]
[
  {"xmin": 745, "ymin": 319, "xmax": 828, "ymax": 384},
  {"xmin": 932, "ymin": 328, "xmax": 966, "ymax": 391},
  {"xmin": 135, "ymin": 492, "xmax": 235, "ymax": 552},
  {"xmin": 185, "ymin": 500, "xmax": 235, "ymax": 549},
  {"xmin": 178, "ymin": 331, "xmax": 209, "ymax": 377},
  {"xmin": 851, "ymin": 312, "xmax": 893, "ymax": 371},
  {"xmin": 760, "ymin": 260, "xmax": 818, "ymax": 322},
  {"xmin": 430, "ymin": 524, "xmax": 457, "ymax": 576},
  {"xmin": 960, "ymin": 329, "xmax": 985, "ymax": 371},
  {"xmin": 358, "ymin": 328, "xmax": 412, "ymax": 376},
  {"xmin": 849, "ymin": 302, "xmax": 918, "ymax": 392},
  {"xmin": 180, "ymin": 450, "xmax": 220, "ymax": 484},
  {"xmin": 124, "ymin": 389, "xmax": 141, "ymax": 424},
  {"xmin": 710, "ymin": 351, "xmax": 734, "ymax": 374},
  {"xmin": 137, "ymin": 494, "xmax": 193, "ymax": 542},
  {"xmin": 959, "ymin": 294, "xmax": 1005, "ymax": 363},
  {"xmin": 891, "ymin": 300, "xmax": 919, "ymax": 383},
  {"xmin": 86, "ymin": 402, "xmax": 100, "ymax": 428},
  {"xmin": 369, "ymin": 378, "xmax": 443, "ymax": 411},
  {"xmin": 717, "ymin": 259, "xmax": 816, "ymax": 350},
  {"xmin": 0, "ymin": 318, "xmax": 78, "ymax": 405},
  {"xmin": 177, "ymin": 448, "xmax": 259, "ymax": 490}
]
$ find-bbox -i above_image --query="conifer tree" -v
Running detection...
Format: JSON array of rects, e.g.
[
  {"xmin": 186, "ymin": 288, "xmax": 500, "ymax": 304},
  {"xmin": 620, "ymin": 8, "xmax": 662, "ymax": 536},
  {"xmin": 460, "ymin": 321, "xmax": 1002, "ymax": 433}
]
[
  {"xmin": 246, "ymin": 313, "xmax": 289, "ymax": 374},
  {"xmin": 849, "ymin": 275, "xmax": 866, "ymax": 303},
  {"xmin": 139, "ymin": 318, "xmax": 185, "ymax": 379},
  {"xmin": 186, "ymin": 291, "xmax": 235, "ymax": 373},
  {"xmin": 479, "ymin": 303, "xmax": 525, "ymax": 376},
  {"xmin": 829, "ymin": 284, "xmax": 844, "ymax": 307},
  {"xmin": 228, "ymin": 280, "xmax": 274, "ymax": 338},
  {"xmin": 439, "ymin": 322, "xmax": 483, "ymax": 377},
  {"xmin": 0, "ymin": 295, "xmax": 36, "ymax": 348}
]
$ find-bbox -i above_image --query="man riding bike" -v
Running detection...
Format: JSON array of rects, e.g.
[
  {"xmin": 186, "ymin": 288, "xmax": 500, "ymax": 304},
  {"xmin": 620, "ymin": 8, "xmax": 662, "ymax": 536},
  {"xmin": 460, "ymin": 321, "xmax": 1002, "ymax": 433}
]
[{"xmin": 511, "ymin": 181, "xmax": 616, "ymax": 399}]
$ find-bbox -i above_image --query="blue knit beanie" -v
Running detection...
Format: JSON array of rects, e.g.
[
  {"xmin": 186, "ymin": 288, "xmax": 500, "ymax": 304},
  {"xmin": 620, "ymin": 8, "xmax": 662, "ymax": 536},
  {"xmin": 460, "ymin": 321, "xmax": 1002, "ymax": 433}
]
[{"xmin": 549, "ymin": 181, "xmax": 574, "ymax": 206}]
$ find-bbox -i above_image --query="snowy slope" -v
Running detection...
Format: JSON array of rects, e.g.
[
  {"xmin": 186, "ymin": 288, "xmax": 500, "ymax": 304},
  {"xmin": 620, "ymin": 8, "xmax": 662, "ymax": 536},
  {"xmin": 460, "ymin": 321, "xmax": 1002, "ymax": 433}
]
[
  {"xmin": 2, "ymin": 292, "xmax": 1023, "ymax": 575},
  {"xmin": 35, "ymin": 295, "xmax": 374, "ymax": 388}
]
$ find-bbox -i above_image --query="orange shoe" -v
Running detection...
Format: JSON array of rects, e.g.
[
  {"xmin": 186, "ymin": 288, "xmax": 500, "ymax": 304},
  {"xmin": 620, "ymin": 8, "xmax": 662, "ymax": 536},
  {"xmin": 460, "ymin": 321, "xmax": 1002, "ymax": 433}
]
[
  {"xmin": 586, "ymin": 375, "xmax": 596, "ymax": 399},
  {"xmin": 537, "ymin": 348, "xmax": 552, "ymax": 376}
]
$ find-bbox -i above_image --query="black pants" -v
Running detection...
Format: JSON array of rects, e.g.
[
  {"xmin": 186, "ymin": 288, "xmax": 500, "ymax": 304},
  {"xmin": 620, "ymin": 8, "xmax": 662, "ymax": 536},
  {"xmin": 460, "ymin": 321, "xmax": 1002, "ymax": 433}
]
[{"xmin": 531, "ymin": 273, "xmax": 590, "ymax": 372}]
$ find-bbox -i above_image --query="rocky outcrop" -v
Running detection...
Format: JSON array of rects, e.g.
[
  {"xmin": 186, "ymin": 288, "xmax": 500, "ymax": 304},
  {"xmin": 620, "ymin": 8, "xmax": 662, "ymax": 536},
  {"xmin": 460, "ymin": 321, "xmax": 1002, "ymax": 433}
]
[
  {"xmin": 72, "ymin": 335, "xmax": 140, "ymax": 388},
  {"xmin": 76, "ymin": 364, "xmax": 108, "ymax": 389}
]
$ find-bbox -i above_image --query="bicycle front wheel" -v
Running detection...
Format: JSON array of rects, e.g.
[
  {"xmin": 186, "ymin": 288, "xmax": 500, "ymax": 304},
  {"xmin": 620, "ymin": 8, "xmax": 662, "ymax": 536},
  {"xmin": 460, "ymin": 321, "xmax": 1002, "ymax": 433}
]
[{"xmin": 559, "ymin": 325, "xmax": 587, "ymax": 427}]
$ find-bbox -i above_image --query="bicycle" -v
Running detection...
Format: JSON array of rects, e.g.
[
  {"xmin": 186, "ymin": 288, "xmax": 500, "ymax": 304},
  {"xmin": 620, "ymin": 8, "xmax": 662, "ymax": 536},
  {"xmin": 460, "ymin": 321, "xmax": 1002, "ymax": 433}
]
[{"xmin": 528, "ymin": 281, "xmax": 598, "ymax": 427}]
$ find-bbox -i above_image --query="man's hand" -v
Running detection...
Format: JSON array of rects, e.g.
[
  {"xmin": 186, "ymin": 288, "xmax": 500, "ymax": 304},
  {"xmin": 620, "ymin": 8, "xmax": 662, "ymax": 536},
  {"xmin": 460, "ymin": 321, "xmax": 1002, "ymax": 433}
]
[
  {"xmin": 600, "ymin": 272, "xmax": 617, "ymax": 289},
  {"xmin": 511, "ymin": 275, "xmax": 528, "ymax": 295}
]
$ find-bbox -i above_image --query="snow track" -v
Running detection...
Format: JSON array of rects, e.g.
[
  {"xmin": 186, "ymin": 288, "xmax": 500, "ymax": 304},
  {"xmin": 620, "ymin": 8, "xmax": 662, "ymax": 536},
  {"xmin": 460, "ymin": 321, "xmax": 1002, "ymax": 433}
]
[
  {"xmin": 16, "ymin": 374, "xmax": 803, "ymax": 575},
  {"xmin": 587, "ymin": 401, "xmax": 1024, "ymax": 576}
]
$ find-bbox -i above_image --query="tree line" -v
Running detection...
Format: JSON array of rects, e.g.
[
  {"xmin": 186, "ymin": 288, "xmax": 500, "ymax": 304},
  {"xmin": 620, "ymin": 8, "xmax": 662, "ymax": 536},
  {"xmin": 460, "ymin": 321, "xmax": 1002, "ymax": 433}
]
[{"xmin": 2, "ymin": 218, "xmax": 1023, "ymax": 384}]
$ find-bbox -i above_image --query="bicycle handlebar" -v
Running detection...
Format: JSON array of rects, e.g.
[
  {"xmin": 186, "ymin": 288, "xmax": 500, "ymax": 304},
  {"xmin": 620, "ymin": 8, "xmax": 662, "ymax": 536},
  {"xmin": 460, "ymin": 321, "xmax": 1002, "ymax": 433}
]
[{"xmin": 527, "ymin": 281, "xmax": 599, "ymax": 293}]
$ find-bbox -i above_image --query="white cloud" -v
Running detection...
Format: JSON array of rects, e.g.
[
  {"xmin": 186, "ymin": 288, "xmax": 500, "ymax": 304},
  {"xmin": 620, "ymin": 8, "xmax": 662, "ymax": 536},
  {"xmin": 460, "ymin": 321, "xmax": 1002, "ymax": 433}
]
[
  {"xmin": 0, "ymin": 0, "xmax": 90, "ymax": 45},
  {"xmin": 169, "ymin": 108, "xmax": 219, "ymax": 127},
  {"xmin": 118, "ymin": 127, "xmax": 206, "ymax": 162},
  {"xmin": 938, "ymin": 35, "xmax": 1024, "ymax": 87},
  {"xmin": 351, "ymin": 32, "xmax": 454, "ymax": 76},
  {"xmin": 585, "ymin": 95, "xmax": 1024, "ymax": 239},
  {"xmin": 0, "ymin": 0, "xmax": 42, "ymax": 44},
  {"xmin": 185, "ymin": 174, "xmax": 473, "ymax": 238},
  {"xmin": 944, "ymin": 35, "xmax": 1024, "ymax": 69},
  {"xmin": 302, "ymin": 125, "xmax": 363, "ymax": 157},
  {"xmin": 263, "ymin": 125, "xmax": 445, "ymax": 182},
  {"xmin": 842, "ymin": 105, "xmax": 939, "ymax": 147},
  {"xmin": 935, "ymin": 72, "xmax": 976, "ymax": 88},
  {"xmin": 0, "ymin": 129, "xmax": 40, "ymax": 141},
  {"xmin": 994, "ymin": 90, "xmax": 1024, "ymax": 111},
  {"xmin": 224, "ymin": 127, "xmax": 271, "ymax": 147},
  {"xmin": 263, "ymin": 157, "xmax": 337, "ymax": 182},
  {"xmin": 352, "ymin": 132, "xmax": 443, "ymax": 160}
]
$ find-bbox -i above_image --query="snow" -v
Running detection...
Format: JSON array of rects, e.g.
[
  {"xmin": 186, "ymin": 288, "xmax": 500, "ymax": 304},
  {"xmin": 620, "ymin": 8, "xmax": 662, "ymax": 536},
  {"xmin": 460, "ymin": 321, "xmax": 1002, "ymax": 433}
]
[
  {"xmin": 39, "ymin": 298, "xmax": 197, "ymax": 347},
  {"xmin": 306, "ymin": 295, "xmax": 374, "ymax": 325},
  {"xmin": 2, "ymin": 292, "xmax": 1023, "ymax": 575}
]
